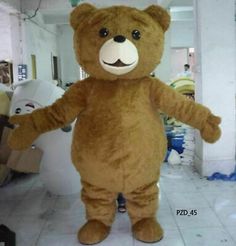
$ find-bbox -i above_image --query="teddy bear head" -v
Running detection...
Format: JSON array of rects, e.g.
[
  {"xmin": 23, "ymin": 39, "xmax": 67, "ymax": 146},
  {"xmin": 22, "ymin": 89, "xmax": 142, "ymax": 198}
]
[{"xmin": 70, "ymin": 4, "xmax": 170, "ymax": 80}]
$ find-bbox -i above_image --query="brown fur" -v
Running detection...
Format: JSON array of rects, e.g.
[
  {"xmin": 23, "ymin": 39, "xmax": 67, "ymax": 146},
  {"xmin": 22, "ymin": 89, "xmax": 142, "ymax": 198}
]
[
  {"xmin": 132, "ymin": 218, "xmax": 163, "ymax": 243},
  {"xmin": 78, "ymin": 220, "xmax": 110, "ymax": 245},
  {"xmin": 70, "ymin": 4, "xmax": 169, "ymax": 81},
  {"xmin": 8, "ymin": 3, "xmax": 221, "ymax": 244}
]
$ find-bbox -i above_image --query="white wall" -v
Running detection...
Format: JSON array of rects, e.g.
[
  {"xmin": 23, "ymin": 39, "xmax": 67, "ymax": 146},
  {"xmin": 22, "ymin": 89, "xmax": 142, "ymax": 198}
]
[
  {"xmin": 10, "ymin": 13, "xmax": 22, "ymax": 81},
  {"xmin": 194, "ymin": 0, "xmax": 236, "ymax": 176},
  {"xmin": 155, "ymin": 18, "xmax": 194, "ymax": 83},
  {"xmin": 0, "ymin": 9, "xmax": 22, "ymax": 81},
  {"xmin": 170, "ymin": 21, "xmax": 194, "ymax": 48},
  {"xmin": 155, "ymin": 29, "xmax": 171, "ymax": 82},
  {"xmin": 0, "ymin": 9, "xmax": 12, "ymax": 61},
  {"xmin": 57, "ymin": 25, "xmax": 80, "ymax": 86},
  {"xmin": 0, "ymin": 7, "xmax": 60, "ymax": 83},
  {"xmin": 170, "ymin": 48, "xmax": 188, "ymax": 79},
  {"xmin": 22, "ymin": 13, "xmax": 59, "ymax": 82}
]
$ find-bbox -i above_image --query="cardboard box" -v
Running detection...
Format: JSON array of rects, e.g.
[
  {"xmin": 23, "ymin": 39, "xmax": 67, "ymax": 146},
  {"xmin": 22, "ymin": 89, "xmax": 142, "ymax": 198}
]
[
  {"xmin": 0, "ymin": 127, "xmax": 42, "ymax": 173},
  {"xmin": 7, "ymin": 147, "xmax": 42, "ymax": 173},
  {"xmin": 0, "ymin": 127, "xmax": 11, "ymax": 164}
]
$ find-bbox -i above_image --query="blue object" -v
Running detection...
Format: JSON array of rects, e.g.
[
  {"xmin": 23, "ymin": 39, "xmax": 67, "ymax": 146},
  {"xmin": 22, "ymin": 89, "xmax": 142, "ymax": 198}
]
[
  {"xmin": 229, "ymin": 172, "xmax": 236, "ymax": 181},
  {"xmin": 171, "ymin": 137, "xmax": 184, "ymax": 154},
  {"xmin": 165, "ymin": 129, "xmax": 185, "ymax": 155},
  {"xmin": 207, "ymin": 172, "xmax": 236, "ymax": 181}
]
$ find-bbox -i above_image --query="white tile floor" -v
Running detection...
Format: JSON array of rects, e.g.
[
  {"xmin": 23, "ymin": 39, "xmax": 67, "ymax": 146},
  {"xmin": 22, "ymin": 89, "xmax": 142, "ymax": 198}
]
[{"xmin": 1, "ymin": 163, "xmax": 236, "ymax": 246}]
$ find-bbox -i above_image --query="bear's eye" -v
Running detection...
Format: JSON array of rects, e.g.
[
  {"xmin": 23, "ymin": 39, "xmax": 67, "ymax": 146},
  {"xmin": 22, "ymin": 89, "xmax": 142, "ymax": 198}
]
[
  {"xmin": 99, "ymin": 28, "xmax": 109, "ymax": 38},
  {"xmin": 15, "ymin": 108, "xmax": 21, "ymax": 114},
  {"xmin": 132, "ymin": 30, "xmax": 141, "ymax": 40}
]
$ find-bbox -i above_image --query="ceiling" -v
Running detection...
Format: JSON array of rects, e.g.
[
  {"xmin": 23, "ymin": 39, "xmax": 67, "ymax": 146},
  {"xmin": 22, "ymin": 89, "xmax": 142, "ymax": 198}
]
[
  {"xmin": 0, "ymin": 0, "xmax": 194, "ymax": 25},
  {"xmin": 3, "ymin": 0, "xmax": 236, "ymax": 25},
  {"xmin": 35, "ymin": 0, "xmax": 161, "ymax": 25},
  {"xmin": 2, "ymin": 0, "xmax": 236, "ymax": 25},
  {"xmin": 42, "ymin": 0, "xmax": 193, "ymax": 25}
]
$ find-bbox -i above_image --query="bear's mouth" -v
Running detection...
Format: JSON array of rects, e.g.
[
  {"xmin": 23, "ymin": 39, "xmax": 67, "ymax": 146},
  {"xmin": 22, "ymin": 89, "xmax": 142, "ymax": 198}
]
[
  {"xmin": 103, "ymin": 59, "xmax": 134, "ymax": 67},
  {"xmin": 25, "ymin": 103, "xmax": 35, "ymax": 108}
]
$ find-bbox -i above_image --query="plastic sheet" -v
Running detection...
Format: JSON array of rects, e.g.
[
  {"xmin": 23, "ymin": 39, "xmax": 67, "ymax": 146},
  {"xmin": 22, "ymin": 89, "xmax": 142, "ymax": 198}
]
[{"xmin": 207, "ymin": 172, "xmax": 236, "ymax": 181}]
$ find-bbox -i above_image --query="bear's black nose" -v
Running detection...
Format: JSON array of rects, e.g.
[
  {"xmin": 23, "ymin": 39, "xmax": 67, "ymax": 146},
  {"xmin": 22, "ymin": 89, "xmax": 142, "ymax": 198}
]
[{"xmin": 114, "ymin": 35, "xmax": 126, "ymax": 43}]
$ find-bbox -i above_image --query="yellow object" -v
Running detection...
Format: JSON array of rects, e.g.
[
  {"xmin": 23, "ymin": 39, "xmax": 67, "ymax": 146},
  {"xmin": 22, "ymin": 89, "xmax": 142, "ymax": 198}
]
[
  {"xmin": 31, "ymin": 54, "xmax": 37, "ymax": 79},
  {"xmin": 166, "ymin": 77, "xmax": 195, "ymax": 126},
  {"xmin": 170, "ymin": 77, "xmax": 195, "ymax": 94}
]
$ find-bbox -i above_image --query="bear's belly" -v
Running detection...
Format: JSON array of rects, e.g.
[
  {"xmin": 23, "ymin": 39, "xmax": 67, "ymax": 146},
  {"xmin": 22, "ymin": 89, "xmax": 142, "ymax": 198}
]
[{"xmin": 71, "ymin": 110, "xmax": 167, "ymax": 193}]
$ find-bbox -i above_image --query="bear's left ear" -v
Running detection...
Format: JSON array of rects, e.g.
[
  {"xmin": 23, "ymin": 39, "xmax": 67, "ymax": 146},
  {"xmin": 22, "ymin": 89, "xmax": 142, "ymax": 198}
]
[
  {"xmin": 144, "ymin": 5, "xmax": 170, "ymax": 32},
  {"xmin": 70, "ymin": 3, "xmax": 96, "ymax": 30}
]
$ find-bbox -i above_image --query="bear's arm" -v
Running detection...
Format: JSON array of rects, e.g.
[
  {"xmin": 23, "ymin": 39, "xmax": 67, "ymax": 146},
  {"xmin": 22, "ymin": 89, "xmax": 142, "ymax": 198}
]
[
  {"xmin": 150, "ymin": 78, "xmax": 211, "ymax": 130},
  {"xmin": 29, "ymin": 81, "xmax": 88, "ymax": 133}
]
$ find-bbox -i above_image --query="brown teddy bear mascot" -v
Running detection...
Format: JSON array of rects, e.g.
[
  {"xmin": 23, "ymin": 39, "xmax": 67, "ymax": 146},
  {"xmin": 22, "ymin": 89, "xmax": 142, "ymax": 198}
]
[{"xmin": 8, "ymin": 3, "xmax": 221, "ymax": 245}]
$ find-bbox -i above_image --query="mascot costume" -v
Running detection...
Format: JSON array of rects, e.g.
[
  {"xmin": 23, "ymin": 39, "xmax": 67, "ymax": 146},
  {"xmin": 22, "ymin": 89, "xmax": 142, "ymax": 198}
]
[{"xmin": 8, "ymin": 4, "xmax": 221, "ymax": 244}]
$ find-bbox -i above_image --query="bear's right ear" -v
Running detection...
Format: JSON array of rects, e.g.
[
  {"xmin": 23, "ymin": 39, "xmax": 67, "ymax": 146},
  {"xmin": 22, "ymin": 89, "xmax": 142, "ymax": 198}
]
[
  {"xmin": 70, "ymin": 3, "xmax": 96, "ymax": 30},
  {"xmin": 144, "ymin": 5, "xmax": 170, "ymax": 32}
]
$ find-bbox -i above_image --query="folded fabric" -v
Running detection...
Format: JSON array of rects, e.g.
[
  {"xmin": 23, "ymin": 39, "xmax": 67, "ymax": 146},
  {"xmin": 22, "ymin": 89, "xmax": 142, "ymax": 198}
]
[{"xmin": 207, "ymin": 172, "xmax": 236, "ymax": 181}]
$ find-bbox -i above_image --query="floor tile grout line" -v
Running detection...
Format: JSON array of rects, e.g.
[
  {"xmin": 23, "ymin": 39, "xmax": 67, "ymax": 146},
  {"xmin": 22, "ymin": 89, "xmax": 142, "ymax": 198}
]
[
  {"xmin": 209, "ymin": 205, "xmax": 236, "ymax": 244},
  {"xmin": 160, "ymin": 164, "xmax": 210, "ymax": 245},
  {"xmin": 34, "ymin": 197, "xmax": 59, "ymax": 246},
  {"xmin": 34, "ymin": 216, "xmax": 51, "ymax": 246},
  {"xmin": 195, "ymin": 180, "xmax": 236, "ymax": 244},
  {"xmin": 225, "ymin": 226, "xmax": 236, "ymax": 244},
  {"xmin": 7, "ymin": 178, "xmax": 57, "ymax": 246},
  {"xmin": 163, "ymin": 187, "xmax": 187, "ymax": 246},
  {"xmin": 0, "ymin": 176, "xmax": 43, "ymax": 245},
  {"xmin": 6, "ymin": 176, "xmax": 39, "ymax": 222},
  {"xmin": 161, "ymin": 164, "xmax": 236, "ymax": 244},
  {"xmin": 160, "ymin": 164, "xmax": 199, "ymax": 245}
]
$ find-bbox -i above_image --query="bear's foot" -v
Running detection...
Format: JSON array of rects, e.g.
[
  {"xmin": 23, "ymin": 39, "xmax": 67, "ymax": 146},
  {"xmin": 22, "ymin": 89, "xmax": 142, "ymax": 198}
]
[
  {"xmin": 78, "ymin": 220, "xmax": 110, "ymax": 245},
  {"xmin": 132, "ymin": 218, "xmax": 163, "ymax": 243}
]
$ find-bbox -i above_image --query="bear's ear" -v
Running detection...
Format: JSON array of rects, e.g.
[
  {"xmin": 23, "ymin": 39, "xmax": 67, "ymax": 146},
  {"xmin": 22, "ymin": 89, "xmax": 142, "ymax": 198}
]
[
  {"xmin": 70, "ymin": 3, "xmax": 96, "ymax": 30},
  {"xmin": 144, "ymin": 5, "xmax": 170, "ymax": 32}
]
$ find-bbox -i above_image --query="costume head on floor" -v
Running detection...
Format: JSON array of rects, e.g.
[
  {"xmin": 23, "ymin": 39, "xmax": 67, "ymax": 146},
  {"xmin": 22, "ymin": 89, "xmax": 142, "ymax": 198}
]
[
  {"xmin": 10, "ymin": 79, "xmax": 80, "ymax": 195},
  {"xmin": 8, "ymin": 3, "xmax": 221, "ymax": 244}
]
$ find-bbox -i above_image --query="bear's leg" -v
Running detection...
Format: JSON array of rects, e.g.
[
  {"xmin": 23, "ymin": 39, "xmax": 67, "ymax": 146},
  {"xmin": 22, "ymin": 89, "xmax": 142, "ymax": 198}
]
[
  {"xmin": 78, "ymin": 180, "xmax": 117, "ymax": 245},
  {"xmin": 125, "ymin": 181, "xmax": 163, "ymax": 243}
]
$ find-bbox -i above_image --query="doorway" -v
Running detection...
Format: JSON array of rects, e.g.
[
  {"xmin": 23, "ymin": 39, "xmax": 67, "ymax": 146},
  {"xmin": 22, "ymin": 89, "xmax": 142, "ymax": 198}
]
[{"xmin": 31, "ymin": 54, "xmax": 37, "ymax": 79}]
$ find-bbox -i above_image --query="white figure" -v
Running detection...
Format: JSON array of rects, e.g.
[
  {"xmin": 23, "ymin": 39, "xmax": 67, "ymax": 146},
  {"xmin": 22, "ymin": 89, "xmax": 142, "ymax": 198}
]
[
  {"xmin": 10, "ymin": 79, "xmax": 81, "ymax": 195},
  {"xmin": 167, "ymin": 149, "xmax": 181, "ymax": 165},
  {"xmin": 177, "ymin": 64, "xmax": 193, "ymax": 78}
]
